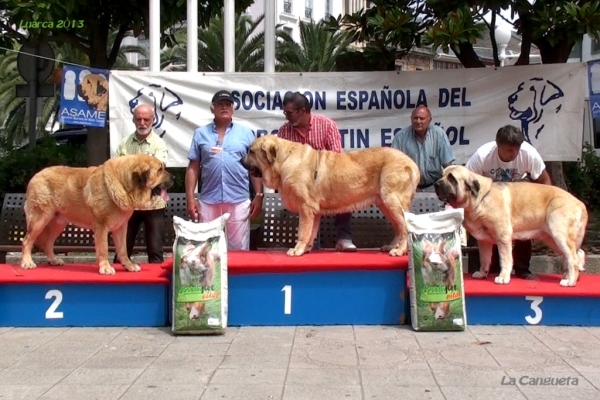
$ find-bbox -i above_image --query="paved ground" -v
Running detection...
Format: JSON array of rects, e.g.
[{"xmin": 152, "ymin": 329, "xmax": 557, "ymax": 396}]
[{"xmin": 0, "ymin": 325, "xmax": 599, "ymax": 400}]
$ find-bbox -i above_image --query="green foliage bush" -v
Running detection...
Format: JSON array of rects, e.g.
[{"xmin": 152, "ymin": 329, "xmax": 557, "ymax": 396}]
[
  {"xmin": 564, "ymin": 142, "xmax": 600, "ymax": 210},
  {"xmin": 0, "ymin": 136, "xmax": 87, "ymax": 203}
]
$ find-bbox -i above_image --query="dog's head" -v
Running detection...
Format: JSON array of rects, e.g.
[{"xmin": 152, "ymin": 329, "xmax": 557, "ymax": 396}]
[
  {"xmin": 181, "ymin": 242, "xmax": 210, "ymax": 274},
  {"xmin": 77, "ymin": 74, "xmax": 108, "ymax": 111},
  {"xmin": 129, "ymin": 155, "xmax": 174, "ymax": 202},
  {"xmin": 128, "ymin": 84, "xmax": 184, "ymax": 136},
  {"xmin": 241, "ymin": 135, "xmax": 281, "ymax": 179},
  {"xmin": 422, "ymin": 239, "xmax": 448, "ymax": 271},
  {"xmin": 429, "ymin": 302, "xmax": 451, "ymax": 320},
  {"xmin": 434, "ymin": 165, "xmax": 486, "ymax": 209},
  {"xmin": 507, "ymin": 78, "xmax": 564, "ymax": 141}
]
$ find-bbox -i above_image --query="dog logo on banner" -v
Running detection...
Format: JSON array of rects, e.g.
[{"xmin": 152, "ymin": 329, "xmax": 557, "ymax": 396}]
[
  {"xmin": 128, "ymin": 84, "xmax": 183, "ymax": 137},
  {"xmin": 507, "ymin": 77, "xmax": 564, "ymax": 143}
]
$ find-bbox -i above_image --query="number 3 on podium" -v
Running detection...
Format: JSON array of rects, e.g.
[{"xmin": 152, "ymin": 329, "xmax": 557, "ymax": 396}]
[
  {"xmin": 525, "ymin": 296, "xmax": 543, "ymax": 325},
  {"xmin": 45, "ymin": 290, "xmax": 64, "ymax": 319}
]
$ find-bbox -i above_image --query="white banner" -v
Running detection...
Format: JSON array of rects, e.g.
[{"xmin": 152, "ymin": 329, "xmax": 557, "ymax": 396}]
[{"xmin": 109, "ymin": 63, "xmax": 586, "ymax": 167}]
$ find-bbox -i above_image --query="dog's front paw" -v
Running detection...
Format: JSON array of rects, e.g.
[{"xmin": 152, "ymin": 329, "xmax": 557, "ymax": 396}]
[
  {"xmin": 123, "ymin": 263, "xmax": 142, "ymax": 272},
  {"xmin": 99, "ymin": 264, "xmax": 116, "ymax": 275},
  {"xmin": 380, "ymin": 245, "xmax": 393, "ymax": 253},
  {"xmin": 472, "ymin": 271, "xmax": 487, "ymax": 279},
  {"xmin": 20, "ymin": 260, "xmax": 37, "ymax": 270},
  {"xmin": 48, "ymin": 257, "xmax": 65, "ymax": 266},
  {"xmin": 287, "ymin": 246, "xmax": 305, "ymax": 257},
  {"xmin": 388, "ymin": 247, "xmax": 405, "ymax": 257},
  {"xmin": 559, "ymin": 278, "xmax": 577, "ymax": 287},
  {"xmin": 494, "ymin": 275, "xmax": 511, "ymax": 284}
]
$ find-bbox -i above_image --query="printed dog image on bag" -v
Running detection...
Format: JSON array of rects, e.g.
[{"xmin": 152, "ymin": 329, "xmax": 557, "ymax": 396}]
[
  {"xmin": 172, "ymin": 214, "xmax": 229, "ymax": 335},
  {"xmin": 405, "ymin": 209, "xmax": 467, "ymax": 331}
]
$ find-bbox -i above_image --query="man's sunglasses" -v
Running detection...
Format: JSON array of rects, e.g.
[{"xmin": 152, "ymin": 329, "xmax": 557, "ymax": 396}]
[{"xmin": 283, "ymin": 109, "xmax": 301, "ymax": 117}]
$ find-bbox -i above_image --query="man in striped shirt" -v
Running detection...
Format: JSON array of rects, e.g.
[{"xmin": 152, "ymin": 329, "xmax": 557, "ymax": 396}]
[
  {"xmin": 277, "ymin": 92, "xmax": 357, "ymax": 252},
  {"xmin": 114, "ymin": 104, "xmax": 169, "ymax": 264}
]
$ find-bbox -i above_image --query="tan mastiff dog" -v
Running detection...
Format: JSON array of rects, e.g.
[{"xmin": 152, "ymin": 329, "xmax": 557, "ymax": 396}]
[
  {"xmin": 434, "ymin": 165, "xmax": 587, "ymax": 287},
  {"xmin": 21, "ymin": 155, "xmax": 173, "ymax": 275},
  {"xmin": 242, "ymin": 135, "xmax": 420, "ymax": 257}
]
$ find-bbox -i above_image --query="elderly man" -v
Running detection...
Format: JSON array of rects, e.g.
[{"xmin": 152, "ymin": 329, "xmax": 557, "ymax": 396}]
[
  {"xmin": 391, "ymin": 105, "xmax": 455, "ymax": 192},
  {"xmin": 185, "ymin": 90, "xmax": 263, "ymax": 250},
  {"xmin": 114, "ymin": 103, "xmax": 168, "ymax": 263}
]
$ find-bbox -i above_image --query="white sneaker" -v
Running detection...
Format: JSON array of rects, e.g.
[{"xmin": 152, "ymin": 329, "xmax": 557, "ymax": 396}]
[{"xmin": 335, "ymin": 239, "xmax": 357, "ymax": 252}]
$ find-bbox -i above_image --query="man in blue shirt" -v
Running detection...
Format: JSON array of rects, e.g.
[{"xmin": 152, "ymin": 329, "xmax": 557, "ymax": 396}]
[
  {"xmin": 390, "ymin": 105, "xmax": 455, "ymax": 192},
  {"xmin": 185, "ymin": 90, "xmax": 263, "ymax": 250}
]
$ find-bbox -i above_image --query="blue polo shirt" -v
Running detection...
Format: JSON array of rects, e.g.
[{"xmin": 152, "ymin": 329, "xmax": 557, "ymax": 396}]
[
  {"xmin": 391, "ymin": 124, "xmax": 455, "ymax": 187},
  {"xmin": 188, "ymin": 121, "xmax": 256, "ymax": 204}
]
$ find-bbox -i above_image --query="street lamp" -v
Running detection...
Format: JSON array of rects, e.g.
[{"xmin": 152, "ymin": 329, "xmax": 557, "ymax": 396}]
[{"xmin": 494, "ymin": 24, "xmax": 513, "ymax": 67}]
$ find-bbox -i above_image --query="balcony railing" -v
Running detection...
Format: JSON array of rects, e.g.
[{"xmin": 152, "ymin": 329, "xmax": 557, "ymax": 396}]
[
  {"xmin": 283, "ymin": 1, "xmax": 292, "ymax": 14},
  {"xmin": 305, "ymin": 6, "xmax": 312, "ymax": 19}
]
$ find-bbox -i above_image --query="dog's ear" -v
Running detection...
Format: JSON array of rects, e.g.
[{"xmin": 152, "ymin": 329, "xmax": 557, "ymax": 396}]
[
  {"xmin": 261, "ymin": 142, "xmax": 278, "ymax": 164},
  {"xmin": 465, "ymin": 178, "xmax": 480, "ymax": 197},
  {"xmin": 539, "ymin": 80, "xmax": 564, "ymax": 106},
  {"xmin": 132, "ymin": 168, "xmax": 150, "ymax": 187}
]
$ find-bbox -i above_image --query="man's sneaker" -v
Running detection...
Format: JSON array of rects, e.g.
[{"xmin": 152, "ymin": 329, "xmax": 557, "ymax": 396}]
[{"xmin": 335, "ymin": 239, "xmax": 357, "ymax": 252}]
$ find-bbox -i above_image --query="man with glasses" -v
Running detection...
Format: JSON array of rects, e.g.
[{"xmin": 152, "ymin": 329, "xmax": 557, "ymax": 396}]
[
  {"xmin": 276, "ymin": 91, "xmax": 357, "ymax": 252},
  {"xmin": 185, "ymin": 90, "xmax": 264, "ymax": 250}
]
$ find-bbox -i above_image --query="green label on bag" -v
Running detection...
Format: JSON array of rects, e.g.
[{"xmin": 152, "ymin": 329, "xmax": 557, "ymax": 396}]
[
  {"xmin": 177, "ymin": 285, "xmax": 220, "ymax": 303},
  {"xmin": 419, "ymin": 285, "xmax": 460, "ymax": 302}
]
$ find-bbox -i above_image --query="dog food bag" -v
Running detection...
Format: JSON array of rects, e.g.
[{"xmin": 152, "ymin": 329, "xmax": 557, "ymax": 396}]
[
  {"xmin": 404, "ymin": 208, "xmax": 467, "ymax": 332},
  {"xmin": 171, "ymin": 214, "xmax": 230, "ymax": 335}
]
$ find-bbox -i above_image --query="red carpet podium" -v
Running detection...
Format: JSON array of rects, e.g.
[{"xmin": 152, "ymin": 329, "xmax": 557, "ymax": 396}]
[{"xmin": 1, "ymin": 251, "xmax": 599, "ymax": 327}]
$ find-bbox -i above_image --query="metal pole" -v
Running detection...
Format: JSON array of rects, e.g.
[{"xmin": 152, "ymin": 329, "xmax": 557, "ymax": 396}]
[
  {"xmin": 264, "ymin": 0, "xmax": 276, "ymax": 73},
  {"xmin": 28, "ymin": 49, "xmax": 38, "ymax": 148},
  {"xmin": 149, "ymin": 0, "xmax": 161, "ymax": 71},
  {"xmin": 187, "ymin": 0, "xmax": 198, "ymax": 72},
  {"xmin": 224, "ymin": 0, "xmax": 235, "ymax": 72}
]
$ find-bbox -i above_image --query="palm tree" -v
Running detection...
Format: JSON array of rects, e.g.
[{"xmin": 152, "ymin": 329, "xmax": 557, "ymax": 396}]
[
  {"xmin": 161, "ymin": 12, "xmax": 271, "ymax": 72},
  {"xmin": 276, "ymin": 20, "xmax": 353, "ymax": 72}
]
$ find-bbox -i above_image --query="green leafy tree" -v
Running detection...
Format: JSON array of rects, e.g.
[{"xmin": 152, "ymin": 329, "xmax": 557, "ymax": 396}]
[
  {"xmin": 330, "ymin": 0, "xmax": 600, "ymax": 189},
  {"xmin": 0, "ymin": 0, "xmax": 255, "ymax": 165},
  {"xmin": 162, "ymin": 12, "xmax": 269, "ymax": 72}
]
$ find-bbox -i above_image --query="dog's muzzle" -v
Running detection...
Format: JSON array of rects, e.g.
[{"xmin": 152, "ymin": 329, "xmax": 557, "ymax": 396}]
[
  {"xmin": 240, "ymin": 157, "xmax": 262, "ymax": 178},
  {"xmin": 434, "ymin": 179, "xmax": 454, "ymax": 203},
  {"xmin": 152, "ymin": 172, "xmax": 174, "ymax": 201}
]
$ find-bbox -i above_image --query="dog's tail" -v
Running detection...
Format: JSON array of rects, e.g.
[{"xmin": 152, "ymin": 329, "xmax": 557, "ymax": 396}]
[{"xmin": 577, "ymin": 249, "xmax": 586, "ymax": 272}]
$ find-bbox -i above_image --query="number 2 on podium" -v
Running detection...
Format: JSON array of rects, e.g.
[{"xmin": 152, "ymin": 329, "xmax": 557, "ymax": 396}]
[
  {"xmin": 45, "ymin": 290, "xmax": 64, "ymax": 319},
  {"xmin": 281, "ymin": 285, "xmax": 292, "ymax": 315}
]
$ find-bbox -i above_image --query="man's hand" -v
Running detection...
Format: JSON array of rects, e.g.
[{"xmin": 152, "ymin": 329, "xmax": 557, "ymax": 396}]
[
  {"xmin": 249, "ymin": 195, "xmax": 263, "ymax": 219},
  {"xmin": 187, "ymin": 199, "xmax": 201, "ymax": 222}
]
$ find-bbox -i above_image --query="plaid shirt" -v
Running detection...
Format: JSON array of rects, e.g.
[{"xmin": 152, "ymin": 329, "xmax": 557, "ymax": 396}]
[
  {"xmin": 116, "ymin": 131, "xmax": 169, "ymax": 210},
  {"xmin": 277, "ymin": 114, "xmax": 342, "ymax": 152}
]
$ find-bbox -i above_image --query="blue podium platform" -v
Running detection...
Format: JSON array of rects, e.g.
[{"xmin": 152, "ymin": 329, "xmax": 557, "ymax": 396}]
[
  {"xmin": 3, "ymin": 253, "xmax": 600, "ymax": 328},
  {"xmin": 463, "ymin": 274, "xmax": 600, "ymax": 326},
  {"xmin": 0, "ymin": 264, "xmax": 169, "ymax": 327},
  {"xmin": 225, "ymin": 250, "xmax": 409, "ymax": 326}
]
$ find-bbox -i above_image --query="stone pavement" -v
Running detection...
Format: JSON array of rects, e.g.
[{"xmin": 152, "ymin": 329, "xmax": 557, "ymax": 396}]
[{"xmin": 0, "ymin": 325, "xmax": 599, "ymax": 400}]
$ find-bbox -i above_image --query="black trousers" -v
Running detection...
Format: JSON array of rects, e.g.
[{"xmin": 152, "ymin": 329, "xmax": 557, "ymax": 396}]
[
  {"xmin": 114, "ymin": 209, "xmax": 164, "ymax": 264},
  {"xmin": 490, "ymin": 239, "xmax": 532, "ymax": 275}
]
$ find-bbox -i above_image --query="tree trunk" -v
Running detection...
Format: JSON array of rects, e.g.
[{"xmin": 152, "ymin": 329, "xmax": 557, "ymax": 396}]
[
  {"xmin": 451, "ymin": 42, "xmax": 486, "ymax": 68},
  {"xmin": 85, "ymin": 18, "xmax": 111, "ymax": 166},
  {"xmin": 546, "ymin": 161, "xmax": 568, "ymax": 190}
]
